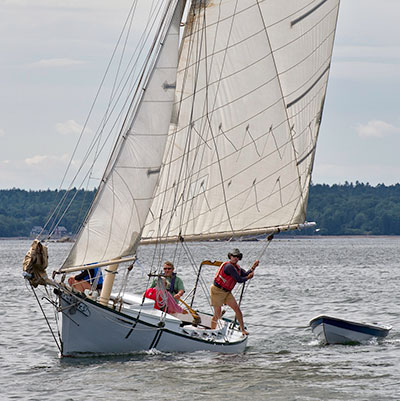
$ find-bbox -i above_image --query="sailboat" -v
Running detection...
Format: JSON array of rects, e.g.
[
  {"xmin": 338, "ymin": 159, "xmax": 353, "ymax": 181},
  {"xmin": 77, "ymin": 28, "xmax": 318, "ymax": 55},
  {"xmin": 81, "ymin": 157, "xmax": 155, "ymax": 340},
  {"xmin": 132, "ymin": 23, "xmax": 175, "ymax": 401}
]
[{"xmin": 23, "ymin": 0, "xmax": 340, "ymax": 356}]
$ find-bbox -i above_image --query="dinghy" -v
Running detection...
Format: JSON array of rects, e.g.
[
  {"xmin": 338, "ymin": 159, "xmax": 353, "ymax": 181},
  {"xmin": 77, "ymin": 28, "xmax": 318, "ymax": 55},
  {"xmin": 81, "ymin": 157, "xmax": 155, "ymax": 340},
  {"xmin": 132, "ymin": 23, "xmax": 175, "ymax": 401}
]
[
  {"xmin": 22, "ymin": 0, "xmax": 340, "ymax": 356},
  {"xmin": 309, "ymin": 315, "xmax": 392, "ymax": 345}
]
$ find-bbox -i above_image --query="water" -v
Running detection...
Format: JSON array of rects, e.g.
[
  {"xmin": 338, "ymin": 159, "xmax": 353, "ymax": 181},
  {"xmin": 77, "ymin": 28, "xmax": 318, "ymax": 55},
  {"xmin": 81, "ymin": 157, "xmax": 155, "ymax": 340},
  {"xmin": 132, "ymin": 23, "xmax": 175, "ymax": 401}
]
[{"xmin": 2, "ymin": 237, "xmax": 400, "ymax": 400}]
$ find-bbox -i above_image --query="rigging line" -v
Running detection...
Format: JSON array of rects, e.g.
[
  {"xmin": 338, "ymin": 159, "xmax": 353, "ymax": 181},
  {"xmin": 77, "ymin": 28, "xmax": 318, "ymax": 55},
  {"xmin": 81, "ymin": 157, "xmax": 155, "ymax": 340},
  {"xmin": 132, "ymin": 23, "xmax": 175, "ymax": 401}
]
[
  {"xmin": 93, "ymin": 0, "xmax": 176, "ymax": 178},
  {"xmin": 176, "ymin": 1, "xmax": 233, "ymax": 240},
  {"xmin": 31, "ymin": 285, "xmax": 62, "ymax": 353},
  {"xmin": 41, "ymin": 1, "xmax": 144, "ymax": 238},
  {"xmin": 46, "ymin": 285, "xmax": 62, "ymax": 345},
  {"xmin": 98, "ymin": 174, "xmax": 117, "ymax": 263},
  {"xmin": 169, "ymin": 72, "xmax": 321, "ymax": 160},
  {"xmin": 126, "ymin": 3, "xmax": 187, "ymax": 252},
  {"xmin": 167, "ymin": 13, "xmax": 331, "ymax": 145},
  {"xmin": 181, "ymin": 241, "xmax": 213, "ymax": 311},
  {"xmin": 104, "ymin": 0, "xmax": 139, "ymax": 120},
  {"xmin": 181, "ymin": 0, "xmax": 236, "ymax": 236},
  {"xmin": 69, "ymin": 1, "xmax": 178, "ymax": 253},
  {"xmin": 204, "ymin": 0, "xmax": 241, "ymax": 235},
  {"xmin": 107, "ymin": 169, "xmax": 143, "ymax": 258},
  {"xmin": 194, "ymin": 0, "xmax": 222, "ymax": 136},
  {"xmin": 238, "ymin": 235, "xmax": 273, "ymax": 306},
  {"xmin": 176, "ymin": 175, "xmax": 301, "ymax": 236},
  {"xmin": 45, "ymin": 44, "xmax": 161, "ymax": 238},
  {"xmin": 47, "ymin": 190, "xmax": 82, "ymax": 239},
  {"xmin": 176, "ymin": 4, "xmax": 338, "ymax": 109},
  {"xmin": 158, "ymin": 135, "xmax": 301, "ymax": 229},
  {"xmin": 176, "ymin": 1, "xmax": 208, "ymax": 232},
  {"xmin": 88, "ymin": 3, "xmax": 139, "ymax": 190},
  {"xmin": 100, "ymin": 0, "xmax": 168, "ymax": 136},
  {"xmin": 254, "ymin": 0, "xmax": 317, "ymax": 226},
  {"xmin": 158, "ymin": 47, "xmax": 330, "ymax": 193},
  {"xmin": 150, "ymin": 3, "xmax": 206, "ymax": 244},
  {"xmin": 174, "ymin": 0, "xmax": 214, "ymax": 237},
  {"xmin": 156, "ymin": 1, "xmax": 332, "ymax": 228},
  {"xmin": 58, "ymin": 0, "xmax": 136, "ymax": 185}
]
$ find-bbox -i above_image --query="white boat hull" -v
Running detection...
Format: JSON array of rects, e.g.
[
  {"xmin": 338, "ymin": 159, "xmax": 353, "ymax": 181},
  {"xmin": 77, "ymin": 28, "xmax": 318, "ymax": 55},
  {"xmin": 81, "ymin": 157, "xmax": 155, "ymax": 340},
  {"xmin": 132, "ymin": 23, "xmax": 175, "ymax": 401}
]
[
  {"xmin": 58, "ymin": 290, "xmax": 247, "ymax": 356},
  {"xmin": 309, "ymin": 315, "xmax": 391, "ymax": 345}
]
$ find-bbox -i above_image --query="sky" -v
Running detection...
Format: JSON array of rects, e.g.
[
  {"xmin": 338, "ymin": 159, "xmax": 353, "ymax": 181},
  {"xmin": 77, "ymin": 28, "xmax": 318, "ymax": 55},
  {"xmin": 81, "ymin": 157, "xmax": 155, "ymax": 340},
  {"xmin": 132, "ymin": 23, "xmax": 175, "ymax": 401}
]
[{"xmin": 1, "ymin": 0, "xmax": 400, "ymax": 190}]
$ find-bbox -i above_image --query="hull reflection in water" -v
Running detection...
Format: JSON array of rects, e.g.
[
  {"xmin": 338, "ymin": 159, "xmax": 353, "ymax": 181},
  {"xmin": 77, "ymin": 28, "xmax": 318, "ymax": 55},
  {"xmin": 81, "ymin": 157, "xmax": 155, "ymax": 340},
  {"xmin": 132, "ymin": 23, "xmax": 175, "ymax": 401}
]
[{"xmin": 309, "ymin": 315, "xmax": 392, "ymax": 345}]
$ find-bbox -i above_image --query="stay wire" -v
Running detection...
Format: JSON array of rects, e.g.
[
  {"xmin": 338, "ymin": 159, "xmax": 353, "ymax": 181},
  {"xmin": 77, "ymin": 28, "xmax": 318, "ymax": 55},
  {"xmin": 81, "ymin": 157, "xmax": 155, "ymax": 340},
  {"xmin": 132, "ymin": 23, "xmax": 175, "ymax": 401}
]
[
  {"xmin": 43, "ymin": 1, "xmax": 166, "ymax": 241},
  {"xmin": 237, "ymin": 235, "xmax": 274, "ymax": 306},
  {"xmin": 42, "ymin": 0, "xmax": 141, "ymax": 238},
  {"xmin": 31, "ymin": 285, "xmax": 62, "ymax": 353}
]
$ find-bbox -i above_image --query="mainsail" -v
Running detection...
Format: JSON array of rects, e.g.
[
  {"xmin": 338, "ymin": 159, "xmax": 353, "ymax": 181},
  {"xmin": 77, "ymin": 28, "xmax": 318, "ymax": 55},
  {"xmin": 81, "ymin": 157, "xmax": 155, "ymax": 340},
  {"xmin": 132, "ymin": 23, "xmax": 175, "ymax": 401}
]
[
  {"xmin": 142, "ymin": 0, "xmax": 340, "ymax": 242},
  {"xmin": 63, "ymin": 0, "xmax": 340, "ymax": 267}
]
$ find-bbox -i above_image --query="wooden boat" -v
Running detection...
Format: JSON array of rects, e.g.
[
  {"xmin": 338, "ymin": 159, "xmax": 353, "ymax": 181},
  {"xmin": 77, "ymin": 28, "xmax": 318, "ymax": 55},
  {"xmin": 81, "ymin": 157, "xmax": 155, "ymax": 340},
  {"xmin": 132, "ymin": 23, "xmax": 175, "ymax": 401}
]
[{"xmin": 309, "ymin": 315, "xmax": 392, "ymax": 345}]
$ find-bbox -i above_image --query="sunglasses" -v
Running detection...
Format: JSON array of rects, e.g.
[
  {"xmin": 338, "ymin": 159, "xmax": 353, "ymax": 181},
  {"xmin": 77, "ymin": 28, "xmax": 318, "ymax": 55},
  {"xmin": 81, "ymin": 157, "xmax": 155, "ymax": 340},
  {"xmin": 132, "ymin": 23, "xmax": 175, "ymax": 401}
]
[
  {"xmin": 163, "ymin": 267, "xmax": 173, "ymax": 270},
  {"xmin": 231, "ymin": 254, "xmax": 242, "ymax": 260}
]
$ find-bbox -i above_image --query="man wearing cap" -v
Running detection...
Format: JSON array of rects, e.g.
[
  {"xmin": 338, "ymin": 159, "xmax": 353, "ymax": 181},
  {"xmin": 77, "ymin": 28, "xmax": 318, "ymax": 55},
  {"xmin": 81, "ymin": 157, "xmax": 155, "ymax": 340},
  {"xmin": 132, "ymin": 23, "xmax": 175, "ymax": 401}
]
[{"xmin": 210, "ymin": 248, "xmax": 259, "ymax": 335}]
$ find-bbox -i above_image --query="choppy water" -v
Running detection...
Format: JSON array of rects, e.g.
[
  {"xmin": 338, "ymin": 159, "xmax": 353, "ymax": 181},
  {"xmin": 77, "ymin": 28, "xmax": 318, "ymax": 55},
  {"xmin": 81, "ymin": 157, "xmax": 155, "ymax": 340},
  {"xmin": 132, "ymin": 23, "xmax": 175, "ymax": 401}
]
[{"xmin": 1, "ymin": 237, "xmax": 400, "ymax": 400}]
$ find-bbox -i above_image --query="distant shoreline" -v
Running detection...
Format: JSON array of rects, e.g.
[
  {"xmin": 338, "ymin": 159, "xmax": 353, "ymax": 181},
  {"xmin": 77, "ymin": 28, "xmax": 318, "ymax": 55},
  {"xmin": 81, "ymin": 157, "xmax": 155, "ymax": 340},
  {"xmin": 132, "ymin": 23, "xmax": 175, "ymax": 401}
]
[{"xmin": 2, "ymin": 235, "xmax": 400, "ymax": 241}]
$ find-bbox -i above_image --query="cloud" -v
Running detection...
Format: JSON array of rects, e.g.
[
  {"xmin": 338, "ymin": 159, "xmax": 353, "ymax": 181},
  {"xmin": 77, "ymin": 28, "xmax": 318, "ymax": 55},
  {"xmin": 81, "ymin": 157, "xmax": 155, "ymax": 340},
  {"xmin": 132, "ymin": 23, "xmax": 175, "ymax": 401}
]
[
  {"xmin": 25, "ymin": 154, "xmax": 70, "ymax": 166},
  {"xmin": 0, "ymin": 128, "xmax": 5, "ymax": 137},
  {"xmin": 356, "ymin": 120, "xmax": 400, "ymax": 138},
  {"xmin": 27, "ymin": 58, "xmax": 86, "ymax": 68},
  {"xmin": 25, "ymin": 155, "xmax": 50, "ymax": 166},
  {"xmin": 56, "ymin": 120, "xmax": 85, "ymax": 136}
]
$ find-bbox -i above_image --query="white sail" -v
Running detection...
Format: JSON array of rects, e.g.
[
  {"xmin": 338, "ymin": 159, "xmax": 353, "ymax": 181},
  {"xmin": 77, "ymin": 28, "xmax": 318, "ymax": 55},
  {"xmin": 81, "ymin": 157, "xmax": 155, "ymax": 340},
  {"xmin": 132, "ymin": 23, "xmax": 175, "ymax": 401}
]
[
  {"xmin": 142, "ymin": 0, "xmax": 340, "ymax": 242},
  {"xmin": 63, "ymin": 1, "xmax": 184, "ymax": 268}
]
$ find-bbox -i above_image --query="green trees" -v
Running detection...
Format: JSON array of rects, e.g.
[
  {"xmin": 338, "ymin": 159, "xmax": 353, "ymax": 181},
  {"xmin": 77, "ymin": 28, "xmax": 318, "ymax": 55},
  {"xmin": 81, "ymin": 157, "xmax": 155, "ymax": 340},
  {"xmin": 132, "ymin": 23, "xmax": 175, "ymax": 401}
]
[
  {"xmin": 307, "ymin": 183, "xmax": 400, "ymax": 235},
  {"xmin": 0, "ymin": 188, "xmax": 95, "ymax": 237},
  {"xmin": 1, "ymin": 183, "xmax": 400, "ymax": 237}
]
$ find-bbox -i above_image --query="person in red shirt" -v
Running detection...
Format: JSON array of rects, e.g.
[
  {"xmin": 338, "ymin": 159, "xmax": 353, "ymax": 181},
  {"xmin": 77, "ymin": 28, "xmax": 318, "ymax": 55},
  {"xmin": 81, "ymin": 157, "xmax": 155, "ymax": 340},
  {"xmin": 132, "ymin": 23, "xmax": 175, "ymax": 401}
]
[{"xmin": 210, "ymin": 248, "xmax": 259, "ymax": 335}]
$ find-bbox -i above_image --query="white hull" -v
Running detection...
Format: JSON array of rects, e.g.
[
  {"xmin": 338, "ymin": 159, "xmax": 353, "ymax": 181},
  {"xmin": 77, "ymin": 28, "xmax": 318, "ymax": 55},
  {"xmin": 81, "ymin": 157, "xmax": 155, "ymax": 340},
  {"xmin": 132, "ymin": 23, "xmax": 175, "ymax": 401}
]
[
  {"xmin": 58, "ymin": 290, "xmax": 247, "ymax": 356},
  {"xmin": 309, "ymin": 315, "xmax": 391, "ymax": 345}
]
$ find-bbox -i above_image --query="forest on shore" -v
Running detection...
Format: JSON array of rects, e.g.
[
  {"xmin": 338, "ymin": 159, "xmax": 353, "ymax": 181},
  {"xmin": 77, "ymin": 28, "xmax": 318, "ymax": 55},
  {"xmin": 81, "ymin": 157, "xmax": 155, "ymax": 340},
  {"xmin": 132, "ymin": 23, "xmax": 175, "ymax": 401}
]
[
  {"xmin": 1, "ymin": 182, "xmax": 400, "ymax": 237},
  {"xmin": 0, "ymin": 188, "xmax": 95, "ymax": 238}
]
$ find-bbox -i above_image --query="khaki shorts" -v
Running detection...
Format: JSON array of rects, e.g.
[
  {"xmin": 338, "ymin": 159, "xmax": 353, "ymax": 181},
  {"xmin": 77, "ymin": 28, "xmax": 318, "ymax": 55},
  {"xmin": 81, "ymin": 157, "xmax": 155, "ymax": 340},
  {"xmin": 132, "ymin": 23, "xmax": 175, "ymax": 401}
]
[{"xmin": 210, "ymin": 284, "xmax": 234, "ymax": 307}]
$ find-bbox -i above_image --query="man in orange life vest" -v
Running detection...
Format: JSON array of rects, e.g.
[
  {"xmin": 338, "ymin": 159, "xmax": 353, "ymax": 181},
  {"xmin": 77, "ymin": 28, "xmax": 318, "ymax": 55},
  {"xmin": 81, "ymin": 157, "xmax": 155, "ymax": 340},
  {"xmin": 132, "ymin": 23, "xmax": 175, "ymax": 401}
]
[{"xmin": 210, "ymin": 248, "xmax": 259, "ymax": 335}]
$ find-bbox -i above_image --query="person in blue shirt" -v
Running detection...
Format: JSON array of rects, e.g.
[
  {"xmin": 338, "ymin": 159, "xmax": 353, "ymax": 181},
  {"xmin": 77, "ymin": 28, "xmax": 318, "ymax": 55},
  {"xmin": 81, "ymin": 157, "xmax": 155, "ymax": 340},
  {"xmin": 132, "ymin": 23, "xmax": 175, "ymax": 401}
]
[{"xmin": 68, "ymin": 267, "xmax": 103, "ymax": 293}]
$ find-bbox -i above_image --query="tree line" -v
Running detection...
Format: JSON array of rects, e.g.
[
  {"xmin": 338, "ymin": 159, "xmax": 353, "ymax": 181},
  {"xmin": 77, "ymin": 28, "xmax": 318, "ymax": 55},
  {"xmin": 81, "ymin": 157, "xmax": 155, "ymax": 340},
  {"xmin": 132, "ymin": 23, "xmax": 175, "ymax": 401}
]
[
  {"xmin": 0, "ymin": 188, "xmax": 95, "ymax": 237},
  {"xmin": 1, "ymin": 182, "xmax": 400, "ymax": 237},
  {"xmin": 306, "ymin": 182, "xmax": 400, "ymax": 235}
]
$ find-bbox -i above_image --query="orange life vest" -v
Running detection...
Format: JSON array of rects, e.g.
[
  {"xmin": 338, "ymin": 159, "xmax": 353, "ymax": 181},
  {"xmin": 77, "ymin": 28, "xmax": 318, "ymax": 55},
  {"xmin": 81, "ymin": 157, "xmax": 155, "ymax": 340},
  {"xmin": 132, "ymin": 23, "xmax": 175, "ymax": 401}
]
[{"xmin": 214, "ymin": 261, "xmax": 241, "ymax": 291}]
